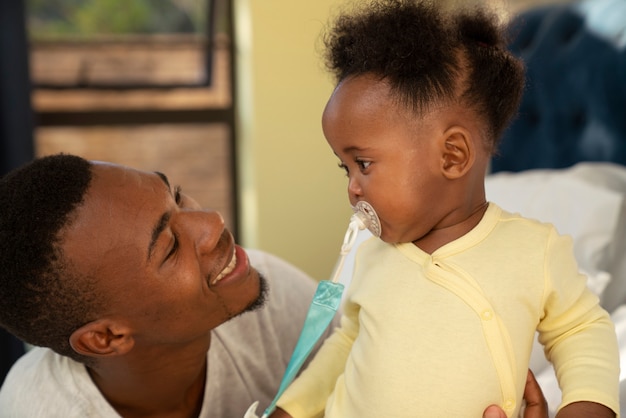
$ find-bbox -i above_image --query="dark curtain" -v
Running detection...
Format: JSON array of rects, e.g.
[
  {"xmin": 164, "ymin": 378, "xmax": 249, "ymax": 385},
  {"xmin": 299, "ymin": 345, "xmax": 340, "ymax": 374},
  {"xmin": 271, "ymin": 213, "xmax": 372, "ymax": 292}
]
[{"xmin": 0, "ymin": 0, "xmax": 34, "ymax": 386}]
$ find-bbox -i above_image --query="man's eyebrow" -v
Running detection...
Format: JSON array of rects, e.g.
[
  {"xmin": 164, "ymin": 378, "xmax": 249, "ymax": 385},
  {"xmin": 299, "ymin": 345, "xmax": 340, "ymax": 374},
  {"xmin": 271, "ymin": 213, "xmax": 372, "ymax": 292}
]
[
  {"xmin": 155, "ymin": 171, "xmax": 170, "ymax": 189},
  {"xmin": 148, "ymin": 212, "xmax": 171, "ymax": 262},
  {"xmin": 147, "ymin": 171, "xmax": 172, "ymax": 261}
]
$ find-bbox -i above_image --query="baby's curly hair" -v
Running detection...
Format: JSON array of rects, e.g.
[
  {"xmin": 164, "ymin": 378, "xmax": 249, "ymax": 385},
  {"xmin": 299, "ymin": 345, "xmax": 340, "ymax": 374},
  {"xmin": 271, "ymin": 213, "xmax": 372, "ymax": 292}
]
[
  {"xmin": 0, "ymin": 154, "xmax": 102, "ymax": 363},
  {"xmin": 322, "ymin": 0, "xmax": 525, "ymax": 152}
]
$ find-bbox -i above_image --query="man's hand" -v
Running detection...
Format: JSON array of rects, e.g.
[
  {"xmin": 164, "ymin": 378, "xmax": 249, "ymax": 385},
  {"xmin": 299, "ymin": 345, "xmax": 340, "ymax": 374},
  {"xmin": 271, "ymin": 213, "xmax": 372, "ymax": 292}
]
[{"xmin": 483, "ymin": 370, "xmax": 548, "ymax": 418}]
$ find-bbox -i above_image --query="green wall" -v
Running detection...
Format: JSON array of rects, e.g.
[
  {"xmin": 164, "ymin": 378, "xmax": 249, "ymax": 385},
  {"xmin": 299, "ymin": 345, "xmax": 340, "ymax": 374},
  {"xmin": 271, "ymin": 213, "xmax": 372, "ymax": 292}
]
[{"xmin": 234, "ymin": 0, "xmax": 352, "ymax": 281}]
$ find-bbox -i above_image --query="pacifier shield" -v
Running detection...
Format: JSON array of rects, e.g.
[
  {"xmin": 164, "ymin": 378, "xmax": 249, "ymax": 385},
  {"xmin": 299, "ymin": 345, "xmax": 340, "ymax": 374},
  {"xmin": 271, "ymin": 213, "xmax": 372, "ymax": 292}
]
[{"xmin": 352, "ymin": 201, "xmax": 382, "ymax": 237}]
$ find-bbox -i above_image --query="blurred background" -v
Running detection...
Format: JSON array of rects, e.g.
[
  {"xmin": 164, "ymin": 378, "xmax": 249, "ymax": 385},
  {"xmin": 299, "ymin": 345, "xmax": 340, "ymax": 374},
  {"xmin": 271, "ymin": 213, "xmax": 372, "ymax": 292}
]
[
  {"xmin": 2, "ymin": 0, "xmax": 582, "ymax": 294},
  {"xmin": 0, "ymin": 0, "xmax": 586, "ymax": 386},
  {"xmin": 1, "ymin": 0, "xmax": 575, "ymax": 281}
]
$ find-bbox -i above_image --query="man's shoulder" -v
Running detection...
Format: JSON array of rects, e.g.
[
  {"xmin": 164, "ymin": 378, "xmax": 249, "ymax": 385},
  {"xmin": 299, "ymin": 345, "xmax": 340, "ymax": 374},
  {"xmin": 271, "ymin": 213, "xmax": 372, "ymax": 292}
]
[
  {"xmin": 0, "ymin": 347, "xmax": 72, "ymax": 415},
  {"xmin": 1, "ymin": 347, "xmax": 65, "ymax": 389},
  {"xmin": 0, "ymin": 347, "xmax": 110, "ymax": 417}
]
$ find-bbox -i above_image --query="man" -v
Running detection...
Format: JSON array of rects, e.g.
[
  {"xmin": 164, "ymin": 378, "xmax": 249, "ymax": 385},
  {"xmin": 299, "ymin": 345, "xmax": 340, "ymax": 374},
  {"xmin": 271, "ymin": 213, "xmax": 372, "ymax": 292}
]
[{"xmin": 0, "ymin": 154, "xmax": 547, "ymax": 417}]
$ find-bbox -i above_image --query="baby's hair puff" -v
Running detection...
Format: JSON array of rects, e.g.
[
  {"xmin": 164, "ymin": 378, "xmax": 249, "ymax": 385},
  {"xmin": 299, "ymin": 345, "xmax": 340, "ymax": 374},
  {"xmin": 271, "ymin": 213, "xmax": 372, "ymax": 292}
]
[{"xmin": 322, "ymin": 0, "xmax": 525, "ymax": 152}]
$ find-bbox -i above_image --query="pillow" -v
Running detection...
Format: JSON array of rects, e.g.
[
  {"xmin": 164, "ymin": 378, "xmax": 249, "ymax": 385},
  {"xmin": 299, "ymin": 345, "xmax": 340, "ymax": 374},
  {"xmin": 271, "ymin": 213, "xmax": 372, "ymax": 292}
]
[
  {"xmin": 582, "ymin": 269, "xmax": 612, "ymax": 299},
  {"xmin": 485, "ymin": 162, "xmax": 626, "ymax": 312}
]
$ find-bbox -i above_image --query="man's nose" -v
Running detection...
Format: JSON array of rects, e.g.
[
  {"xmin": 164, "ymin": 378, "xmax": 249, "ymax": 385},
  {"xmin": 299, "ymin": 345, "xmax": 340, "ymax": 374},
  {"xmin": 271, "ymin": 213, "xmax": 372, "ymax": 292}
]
[{"xmin": 185, "ymin": 209, "xmax": 225, "ymax": 255}]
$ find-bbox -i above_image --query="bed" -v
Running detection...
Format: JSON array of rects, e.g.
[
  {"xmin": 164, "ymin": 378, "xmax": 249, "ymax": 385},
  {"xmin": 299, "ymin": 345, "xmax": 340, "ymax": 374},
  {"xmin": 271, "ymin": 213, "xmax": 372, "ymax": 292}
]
[{"xmin": 487, "ymin": 0, "xmax": 626, "ymax": 414}]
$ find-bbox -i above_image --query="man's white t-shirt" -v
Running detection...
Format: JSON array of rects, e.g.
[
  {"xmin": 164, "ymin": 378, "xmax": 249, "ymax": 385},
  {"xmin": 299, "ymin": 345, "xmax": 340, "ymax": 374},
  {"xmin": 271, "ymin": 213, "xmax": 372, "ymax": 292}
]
[{"xmin": 0, "ymin": 249, "xmax": 337, "ymax": 417}]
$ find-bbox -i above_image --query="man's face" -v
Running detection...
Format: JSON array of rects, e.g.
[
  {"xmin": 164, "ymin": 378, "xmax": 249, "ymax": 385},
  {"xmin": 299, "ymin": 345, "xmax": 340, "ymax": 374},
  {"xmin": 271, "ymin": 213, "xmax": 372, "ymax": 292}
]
[{"xmin": 61, "ymin": 162, "xmax": 262, "ymax": 346}]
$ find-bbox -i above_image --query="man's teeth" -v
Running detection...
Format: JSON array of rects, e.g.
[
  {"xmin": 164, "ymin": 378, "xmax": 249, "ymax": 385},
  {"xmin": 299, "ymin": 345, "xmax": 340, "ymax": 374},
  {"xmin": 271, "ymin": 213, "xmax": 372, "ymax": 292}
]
[{"xmin": 212, "ymin": 248, "xmax": 237, "ymax": 284}]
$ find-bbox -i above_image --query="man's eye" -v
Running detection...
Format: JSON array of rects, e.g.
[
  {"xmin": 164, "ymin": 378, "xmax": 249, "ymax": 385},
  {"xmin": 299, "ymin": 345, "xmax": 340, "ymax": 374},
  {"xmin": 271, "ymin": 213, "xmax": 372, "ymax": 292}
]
[
  {"xmin": 174, "ymin": 185, "xmax": 183, "ymax": 205},
  {"xmin": 165, "ymin": 233, "xmax": 179, "ymax": 262}
]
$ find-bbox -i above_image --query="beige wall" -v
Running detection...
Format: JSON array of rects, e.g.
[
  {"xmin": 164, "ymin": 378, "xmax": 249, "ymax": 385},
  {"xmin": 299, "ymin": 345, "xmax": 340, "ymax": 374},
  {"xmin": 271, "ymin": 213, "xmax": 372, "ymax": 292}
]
[
  {"xmin": 235, "ymin": 0, "xmax": 351, "ymax": 281},
  {"xmin": 233, "ymin": 0, "xmax": 574, "ymax": 281}
]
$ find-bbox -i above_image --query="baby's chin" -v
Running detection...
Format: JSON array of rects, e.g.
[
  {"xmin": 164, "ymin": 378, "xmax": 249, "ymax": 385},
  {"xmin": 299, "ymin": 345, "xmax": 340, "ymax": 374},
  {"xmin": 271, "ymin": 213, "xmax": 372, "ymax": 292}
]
[{"xmin": 382, "ymin": 229, "xmax": 427, "ymax": 245}]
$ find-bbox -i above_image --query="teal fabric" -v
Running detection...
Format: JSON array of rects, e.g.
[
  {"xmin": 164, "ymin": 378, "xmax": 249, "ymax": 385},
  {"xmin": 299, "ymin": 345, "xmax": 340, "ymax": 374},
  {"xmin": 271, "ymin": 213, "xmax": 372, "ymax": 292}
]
[{"xmin": 262, "ymin": 280, "xmax": 344, "ymax": 417}]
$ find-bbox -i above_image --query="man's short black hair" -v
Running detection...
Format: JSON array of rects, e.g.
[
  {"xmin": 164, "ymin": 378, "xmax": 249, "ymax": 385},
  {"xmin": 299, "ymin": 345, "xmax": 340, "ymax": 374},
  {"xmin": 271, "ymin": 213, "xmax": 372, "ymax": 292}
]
[{"xmin": 0, "ymin": 153, "xmax": 101, "ymax": 362}]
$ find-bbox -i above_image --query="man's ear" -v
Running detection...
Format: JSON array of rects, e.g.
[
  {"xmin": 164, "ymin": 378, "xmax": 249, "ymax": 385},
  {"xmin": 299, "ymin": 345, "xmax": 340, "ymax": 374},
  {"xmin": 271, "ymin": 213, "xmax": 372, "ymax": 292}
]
[
  {"xmin": 438, "ymin": 126, "xmax": 475, "ymax": 179},
  {"xmin": 69, "ymin": 319, "xmax": 134, "ymax": 358}
]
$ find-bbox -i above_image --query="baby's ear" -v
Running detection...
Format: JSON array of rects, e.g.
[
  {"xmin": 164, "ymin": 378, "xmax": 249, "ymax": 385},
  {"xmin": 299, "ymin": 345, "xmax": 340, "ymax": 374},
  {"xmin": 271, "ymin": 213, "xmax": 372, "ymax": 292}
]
[
  {"xmin": 439, "ymin": 126, "xmax": 475, "ymax": 179},
  {"xmin": 69, "ymin": 319, "xmax": 134, "ymax": 358}
]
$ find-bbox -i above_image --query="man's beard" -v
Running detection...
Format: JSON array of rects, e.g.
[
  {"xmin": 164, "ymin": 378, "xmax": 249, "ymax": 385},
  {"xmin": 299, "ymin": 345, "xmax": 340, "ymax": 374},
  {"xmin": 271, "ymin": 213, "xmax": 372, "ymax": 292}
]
[{"xmin": 240, "ymin": 274, "xmax": 269, "ymax": 315}]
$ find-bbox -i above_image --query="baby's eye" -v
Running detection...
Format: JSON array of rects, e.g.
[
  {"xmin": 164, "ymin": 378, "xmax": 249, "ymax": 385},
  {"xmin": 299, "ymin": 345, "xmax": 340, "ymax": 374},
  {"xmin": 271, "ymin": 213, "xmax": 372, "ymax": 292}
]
[
  {"xmin": 356, "ymin": 160, "xmax": 371, "ymax": 171},
  {"xmin": 165, "ymin": 232, "xmax": 179, "ymax": 262},
  {"xmin": 337, "ymin": 162, "xmax": 349, "ymax": 176}
]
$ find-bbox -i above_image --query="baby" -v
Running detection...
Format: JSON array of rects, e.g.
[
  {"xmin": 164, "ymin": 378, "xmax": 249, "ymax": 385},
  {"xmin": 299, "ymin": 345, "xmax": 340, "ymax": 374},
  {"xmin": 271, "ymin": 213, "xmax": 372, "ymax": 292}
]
[{"xmin": 273, "ymin": 1, "xmax": 620, "ymax": 417}]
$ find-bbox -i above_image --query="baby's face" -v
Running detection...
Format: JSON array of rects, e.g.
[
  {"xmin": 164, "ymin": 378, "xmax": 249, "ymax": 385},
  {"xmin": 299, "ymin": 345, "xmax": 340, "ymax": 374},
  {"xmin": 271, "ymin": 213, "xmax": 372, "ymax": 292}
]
[{"xmin": 322, "ymin": 74, "xmax": 452, "ymax": 244}]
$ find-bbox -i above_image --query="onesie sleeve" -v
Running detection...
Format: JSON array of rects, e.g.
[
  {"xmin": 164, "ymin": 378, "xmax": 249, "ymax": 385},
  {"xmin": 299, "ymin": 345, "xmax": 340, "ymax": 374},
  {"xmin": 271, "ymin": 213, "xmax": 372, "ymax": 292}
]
[
  {"xmin": 538, "ymin": 229, "xmax": 620, "ymax": 416},
  {"xmin": 276, "ymin": 295, "xmax": 360, "ymax": 418}
]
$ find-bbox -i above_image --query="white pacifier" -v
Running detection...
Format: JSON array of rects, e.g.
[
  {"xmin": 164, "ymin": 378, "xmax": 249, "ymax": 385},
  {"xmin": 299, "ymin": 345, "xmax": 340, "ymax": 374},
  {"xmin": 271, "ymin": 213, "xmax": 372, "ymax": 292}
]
[
  {"xmin": 327, "ymin": 200, "xmax": 380, "ymax": 285},
  {"xmin": 351, "ymin": 201, "xmax": 381, "ymax": 238}
]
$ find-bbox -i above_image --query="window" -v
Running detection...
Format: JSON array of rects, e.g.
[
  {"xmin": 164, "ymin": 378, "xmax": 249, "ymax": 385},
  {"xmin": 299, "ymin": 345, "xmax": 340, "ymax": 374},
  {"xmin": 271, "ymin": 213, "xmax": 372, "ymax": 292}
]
[{"xmin": 26, "ymin": 0, "xmax": 238, "ymax": 236}]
